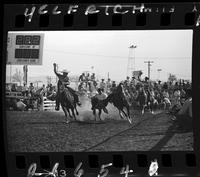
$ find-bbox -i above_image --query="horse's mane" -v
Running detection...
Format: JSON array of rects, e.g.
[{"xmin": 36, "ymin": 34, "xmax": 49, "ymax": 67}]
[{"xmin": 61, "ymin": 87, "xmax": 74, "ymax": 104}]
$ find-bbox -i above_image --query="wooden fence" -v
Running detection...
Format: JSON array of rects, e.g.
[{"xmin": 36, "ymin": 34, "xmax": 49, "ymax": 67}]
[{"xmin": 42, "ymin": 97, "xmax": 56, "ymax": 111}]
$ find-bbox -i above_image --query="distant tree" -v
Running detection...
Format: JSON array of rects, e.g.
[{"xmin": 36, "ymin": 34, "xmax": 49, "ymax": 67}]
[
  {"xmin": 12, "ymin": 69, "xmax": 23, "ymax": 85},
  {"xmin": 167, "ymin": 73, "xmax": 177, "ymax": 83}
]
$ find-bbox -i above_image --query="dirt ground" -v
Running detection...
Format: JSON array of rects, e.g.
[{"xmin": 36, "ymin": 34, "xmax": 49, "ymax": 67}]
[{"xmin": 5, "ymin": 103, "xmax": 193, "ymax": 152}]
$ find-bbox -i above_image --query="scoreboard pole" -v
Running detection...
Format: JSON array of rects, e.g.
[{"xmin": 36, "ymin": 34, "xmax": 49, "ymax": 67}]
[
  {"xmin": 10, "ymin": 64, "xmax": 12, "ymax": 83},
  {"xmin": 23, "ymin": 65, "xmax": 28, "ymax": 85}
]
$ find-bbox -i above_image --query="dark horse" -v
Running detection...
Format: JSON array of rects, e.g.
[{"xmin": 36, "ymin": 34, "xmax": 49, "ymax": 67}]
[
  {"xmin": 59, "ymin": 85, "xmax": 79, "ymax": 123},
  {"xmin": 106, "ymin": 83, "xmax": 133, "ymax": 124},
  {"xmin": 91, "ymin": 96, "xmax": 109, "ymax": 121},
  {"xmin": 136, "ymin": 87, "xmax": 147, "ymax": 115}
]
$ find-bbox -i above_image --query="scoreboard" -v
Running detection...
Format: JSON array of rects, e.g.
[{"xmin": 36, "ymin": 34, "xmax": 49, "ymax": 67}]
[{"xmin": 7, "ymin": 33, "xmax": 44, "ymax": 65}]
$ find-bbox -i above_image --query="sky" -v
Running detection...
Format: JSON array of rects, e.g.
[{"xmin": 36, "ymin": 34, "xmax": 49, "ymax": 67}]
[{"xmin": 6, "ymin": 30, "xmax": 193, "ymax": 83}]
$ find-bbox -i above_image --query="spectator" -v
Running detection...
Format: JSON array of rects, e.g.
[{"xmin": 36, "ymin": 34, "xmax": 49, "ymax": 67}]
[
  {"xmin": 162, "ymin": 89, "xmax": 169, "ymax": 99},
  {"xmin": 162, "ymin": 82, "xmax": 168, "ymax": 90},
  {"xmin": 16, "ymin": 99, "xmax": 27, "ymax": 111},
  {"xmin": 41, "ymin": 84, "xmax": 47, "ymax": 96},
  {"xmin": 46, "ymin": 84, "xmax": 53, "ymax": 96},
  {"xmin": 144, "ymin": 77, "xmax": 149, "ymax": 83},
  {"xmin": 28, "ymin": 83, "xmax": 35, "ymax": 96},
  {"xmin": 6, "ymin": 84, "xmax": 11, "ymax": 92},
  {"xmin": 173, "ymin": 88, "xmax": 181, "ymax": 106},
  {"xmin": 85, "ymin": 73, "xmax": 90, "ymax": 88},
  {"xmin": 11, "ymin": 84, "xmax": 17, "ymax": 92},
  {"xmin": 22, "ymin": 83, "xmax": 29, "ymax": 96},
  {"xmin": 111, "ymin": 81, "xmax": 117, "ymax": 92},
  {"xmin": 90, "ymin": 73, "xmax": 97, "ymax": 87},
  {"xmin": 186, "ymin": 81, "xmax": 191, "ymax": 89},
  {"xmin": 124, "ymin": 76, "xmax": 130, "ymax": 87},
  {"xmin": 90, "ymin": 73, "xmax": 95, "ymax": 81},
  {"xmin": 99, "ymin": 79, "xmax": 106, "ymax": 91},
  {"xmin": 106, "ymin": 78, "xmax": 112, "ymax": 93}
]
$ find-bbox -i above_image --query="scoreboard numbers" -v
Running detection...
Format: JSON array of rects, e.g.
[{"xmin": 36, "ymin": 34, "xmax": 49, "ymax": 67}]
[
  {"xmin": 16, "ymin": 35, "xmax": 41, "ymax": 45},
  {"xmin": 16, "ymin": 35, "xmax": 24, "ymax": 45},
  {"xmin": 32, "ymin": 35, "xmax": 40, "ymax": 45}
]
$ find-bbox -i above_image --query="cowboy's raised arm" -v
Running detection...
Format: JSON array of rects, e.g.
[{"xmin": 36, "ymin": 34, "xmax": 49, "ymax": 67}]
[{"xmin": 53, "ymin": 63, "xmax": 61, "ymax": 77}]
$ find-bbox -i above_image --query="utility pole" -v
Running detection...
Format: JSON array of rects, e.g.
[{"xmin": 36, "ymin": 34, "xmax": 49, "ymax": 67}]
[
  {"xmin": 144, "ymin": 61, "xmax": 154, "ymax": 79},
  {"xmin": 23, "ymin": 65, "xmax": 28, "ymax": 85}
]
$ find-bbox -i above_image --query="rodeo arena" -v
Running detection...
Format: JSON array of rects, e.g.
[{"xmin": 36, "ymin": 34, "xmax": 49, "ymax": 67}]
[{"xmin": 6, "ymin": 33, "xmax": 193, "ymax": 152}]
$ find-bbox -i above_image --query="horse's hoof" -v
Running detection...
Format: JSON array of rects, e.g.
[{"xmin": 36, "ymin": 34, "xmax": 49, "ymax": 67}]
[
  {"xmin": 65, "ymin": 120, "xmax": 70, "ymax": 124},
  {"xmin": 171, "ymin": 116, "xmax": 176, "ymax": 121},
  {"xmin": 141, "ymin": 111, "xmax": 144, "ymax": 115}
]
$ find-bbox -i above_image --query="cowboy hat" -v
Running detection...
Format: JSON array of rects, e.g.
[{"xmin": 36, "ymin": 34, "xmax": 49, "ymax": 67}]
[{"xmin": 61, "ymin": 69, "xmax": 70, "ymax": 73}]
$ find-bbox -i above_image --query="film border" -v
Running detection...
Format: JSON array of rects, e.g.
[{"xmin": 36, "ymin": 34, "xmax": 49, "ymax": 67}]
[{"xmin": 2, "ymin": 2, "xmax": 200, "ymax": 177}]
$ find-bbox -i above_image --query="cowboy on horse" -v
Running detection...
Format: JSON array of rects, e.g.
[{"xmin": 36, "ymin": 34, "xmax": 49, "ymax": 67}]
[{"xmin": 53, "ymin": 63, "xmax": 81, "ymax": 111}]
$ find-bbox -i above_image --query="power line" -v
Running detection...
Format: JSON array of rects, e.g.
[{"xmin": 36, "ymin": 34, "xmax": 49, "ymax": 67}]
[{"xmin": 44, "ymin": 49, "xmax": 190, "ymax": 60}]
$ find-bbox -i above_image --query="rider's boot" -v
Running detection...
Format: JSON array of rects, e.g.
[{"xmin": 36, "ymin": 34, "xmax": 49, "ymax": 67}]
[
  {"xmin": 55, "ymin": 106, "xmax": 59, "ymax": 111},
  {"xmin": 55, "ymin": 100, "xmax": 60, "ymax": 111},
  {"xmin": 75, "ymin": 95, "xmax": 81, "ymax": 106}
]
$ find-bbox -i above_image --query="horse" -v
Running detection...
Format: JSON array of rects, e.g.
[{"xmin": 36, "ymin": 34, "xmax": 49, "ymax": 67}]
[
  {"xmin": 146, "ymin": 89, "xmax": 158, "ymax": 114},
  {"xmin": 59, "ymin": 85, "xmax": 79, "ymax": 123},
  {"xmin": 91, "ymin": 96, "xmax": 109, "ymax": 121},
  {"xmin": 136, "ymin": 87, "xmax": 147, "ymax": 115},
  {"xmin": 106, "ymin": 83, "xmax": 133, "ymax": 124}
]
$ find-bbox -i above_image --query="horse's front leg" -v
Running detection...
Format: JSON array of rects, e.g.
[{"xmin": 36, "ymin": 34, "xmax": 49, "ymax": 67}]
[
  {"xmin": 98, "ymin": 109, "xmax": 102, "ymax": 121},
  {"xmin": 71, "ymin": 108, "xmax": 76, "ymax": 121},
  {"xmin": 67, "ymin": 108, "xmax": 73, "ymax": 118},
  {"xmin": 93, "ymin": 109, "xmax": 97, "ymax": 121},
  {"xmin": 163, "ymin": 102, "xmax": 166, "ymax": 110},
  {"xmin": 126, "ymin": 106, "xmax": 130, "ymax": 117},
  {"xmin": 151, "ymin": 102, "xmax": 154, "ymax": 114},
  {"xmin": 141, "ymin": 105, "xmax": 145, "ymax": 115},
  {"xmin": 119, "ymin": 110, "xmax": 124, "ymax": 119},
  {"xmin": 125, "ymin": 106, "xmax": 132, "ymax": 124},
  {"xmin": 62, "ymin": 106, "xmax": 70, "ymax": 123},
  {"xmin": 75, "ymin": 104, "xmax": 79, "ymax": 115}
]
